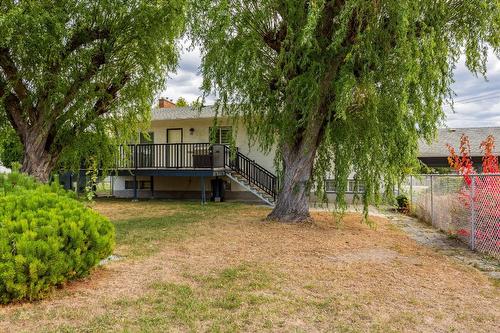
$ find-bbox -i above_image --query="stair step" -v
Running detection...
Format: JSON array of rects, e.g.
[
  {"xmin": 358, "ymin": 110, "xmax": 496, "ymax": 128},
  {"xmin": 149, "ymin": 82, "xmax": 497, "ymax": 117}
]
[{"xmin": 225, "ymin": 170, "xmax": 275, "ymax": 206}]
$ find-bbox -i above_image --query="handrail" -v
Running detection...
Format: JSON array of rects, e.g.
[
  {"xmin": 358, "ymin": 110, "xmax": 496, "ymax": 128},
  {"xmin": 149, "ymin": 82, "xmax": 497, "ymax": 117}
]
[{"xmin": 223, "ymin": 145, "xmax": 278, "ymax": 200}]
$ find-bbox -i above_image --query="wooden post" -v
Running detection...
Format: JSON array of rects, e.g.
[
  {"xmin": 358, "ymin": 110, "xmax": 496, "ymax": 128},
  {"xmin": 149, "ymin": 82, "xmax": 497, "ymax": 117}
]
[
  {"xmin": 133, "ymin": 174, "xmax": 138, "ymax": 201},
  {"xmin": 200, "ymin": 175, "xmax": 206, "ymax": 204},
  {"xmin": 150, "ymin": 175, "xmax": 154, "ymax": 199},
  {"xmin": 430, "ymin": 175, "xmax": 434, "ymax": 226}
]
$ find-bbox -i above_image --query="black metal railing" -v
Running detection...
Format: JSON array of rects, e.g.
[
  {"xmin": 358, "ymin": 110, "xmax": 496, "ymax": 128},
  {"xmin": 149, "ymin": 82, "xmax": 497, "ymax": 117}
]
[
  {"xmin": 117, "ymin": 143, "xmax": 213, "ymax": 169},
  {"xmin": 223, "ymin": 145, "xmax": 278, "ymax": 200}
]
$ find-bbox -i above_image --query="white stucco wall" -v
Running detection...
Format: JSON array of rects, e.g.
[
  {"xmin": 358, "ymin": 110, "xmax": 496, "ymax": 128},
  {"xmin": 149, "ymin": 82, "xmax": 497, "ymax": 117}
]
[{"xmin": 148, "ymin": 118, "xmax": 276, "ymax": 173}]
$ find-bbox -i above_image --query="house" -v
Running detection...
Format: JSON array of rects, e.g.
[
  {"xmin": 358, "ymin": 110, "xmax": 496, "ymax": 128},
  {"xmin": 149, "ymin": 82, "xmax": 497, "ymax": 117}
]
[
  {"xmin": 110, "ymin": 99, "xmax": 278, "ymax": 205},
  {"xmin": 418, "ymin": 127, "xmax": 500, "ymax": 169}
]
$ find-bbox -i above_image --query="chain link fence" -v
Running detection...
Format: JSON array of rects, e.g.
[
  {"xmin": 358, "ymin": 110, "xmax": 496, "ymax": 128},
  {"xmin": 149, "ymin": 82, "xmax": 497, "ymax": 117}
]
[
  {"xmin": 404, "ymin": 174, "xmax": 500, "ymax": 259},
  {"xmin": 94, "ymin": 176, "xmax": 114, "ymax": 197}
]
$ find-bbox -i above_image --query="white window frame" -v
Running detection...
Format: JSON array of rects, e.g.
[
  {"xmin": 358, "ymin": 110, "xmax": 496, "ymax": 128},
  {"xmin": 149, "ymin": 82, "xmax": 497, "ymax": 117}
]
[
  {"xmin": 325, "ymin": 179, "xmax": 365, "ymax": 193},
  {"xmin": 210, "ymin": 126, "xmax": 233, "ymax": 144}
]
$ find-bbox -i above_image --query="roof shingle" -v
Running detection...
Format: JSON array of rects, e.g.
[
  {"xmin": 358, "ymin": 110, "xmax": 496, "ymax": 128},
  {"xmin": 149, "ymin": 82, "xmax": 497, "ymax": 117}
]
[
  {"xmin": 419, "ymin": 127, "xmax": 500, "ymax": 157},
  {"xmin": 152, "ymin": 106, "xmax": 218, "ymax": 121}
]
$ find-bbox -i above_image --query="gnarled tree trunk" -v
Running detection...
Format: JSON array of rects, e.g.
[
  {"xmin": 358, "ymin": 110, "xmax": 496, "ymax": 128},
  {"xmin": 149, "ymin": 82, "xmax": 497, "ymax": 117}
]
[
  {"xmin": 267, "ymin": 141, "xmax": 317, "ymax": 223},
  {"xmin": 21, "ymin": 131, "xmax": 59, "ymax": 183}
]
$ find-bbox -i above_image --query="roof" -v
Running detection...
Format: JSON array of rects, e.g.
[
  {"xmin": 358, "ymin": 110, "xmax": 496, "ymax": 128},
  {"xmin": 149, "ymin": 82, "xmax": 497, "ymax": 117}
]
[
  {"xmin": 419, "ymin": 127, "xmax": 500, "ymax": 157},
  {"xmin": 152, "ymin": 106, "xmax": 218, "ymax": 121}
]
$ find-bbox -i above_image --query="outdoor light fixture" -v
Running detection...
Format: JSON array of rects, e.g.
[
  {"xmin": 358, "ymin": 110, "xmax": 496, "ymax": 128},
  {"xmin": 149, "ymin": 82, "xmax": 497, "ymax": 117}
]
[{"xmin": 189, "ymin": 128, "xmax": 195, "ymax": 135}]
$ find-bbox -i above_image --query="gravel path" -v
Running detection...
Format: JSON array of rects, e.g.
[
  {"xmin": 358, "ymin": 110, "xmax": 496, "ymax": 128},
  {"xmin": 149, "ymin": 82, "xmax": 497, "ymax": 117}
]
[{"xmin": 384, "ymin": 211, "xmax": 500, "ymax": 280}]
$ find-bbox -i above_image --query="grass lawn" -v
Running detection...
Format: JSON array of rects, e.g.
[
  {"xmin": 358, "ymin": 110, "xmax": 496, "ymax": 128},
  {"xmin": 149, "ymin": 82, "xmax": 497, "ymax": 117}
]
[{"xmin": 0, "ymin": 200, "xmax": 499, "ymax": 332}]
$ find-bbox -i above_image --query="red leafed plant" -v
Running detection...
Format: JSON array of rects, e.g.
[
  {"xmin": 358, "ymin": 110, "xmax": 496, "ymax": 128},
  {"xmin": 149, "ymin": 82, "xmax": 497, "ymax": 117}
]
[
  {"xmin": 447, "ymin": 134, "xmax": 475, "ymax": 185},
  {"xmin": 480, "ymin": 135, "xmax": 500, "ymax": 174},
  {"xmin": 447, "ymin": 134, "xmax": 500, "ymax": 244}
]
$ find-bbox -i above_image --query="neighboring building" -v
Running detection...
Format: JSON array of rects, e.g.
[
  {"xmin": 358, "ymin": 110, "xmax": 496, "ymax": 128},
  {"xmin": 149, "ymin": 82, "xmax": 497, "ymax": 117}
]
[{"xmin": 418, "ymin": 127, "xmax": 500, "ymax": 169}]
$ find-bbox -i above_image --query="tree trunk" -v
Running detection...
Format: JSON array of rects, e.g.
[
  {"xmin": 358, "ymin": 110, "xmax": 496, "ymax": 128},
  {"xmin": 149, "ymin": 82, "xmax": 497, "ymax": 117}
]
[
  {"xmin": 267, "ymin": 142, "xmax": 317, "ymax": 223},
  {"xmin": 21, "ymin": 133, "xmax": 58, "ymax": 183}
]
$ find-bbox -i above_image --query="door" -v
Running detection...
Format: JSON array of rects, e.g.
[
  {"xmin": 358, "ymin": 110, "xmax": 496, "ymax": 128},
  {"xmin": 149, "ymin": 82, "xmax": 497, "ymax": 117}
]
[
  {"xmin": 139, "ymin": 132, "xmax": 154, "ymax": 168},
  {"xmin": 166, "ymin": 129, "xmax": 183, "ymax": 168},
  {"xmin": 167, "ymin": 128, "xmax": 183, "ymax": 143}
]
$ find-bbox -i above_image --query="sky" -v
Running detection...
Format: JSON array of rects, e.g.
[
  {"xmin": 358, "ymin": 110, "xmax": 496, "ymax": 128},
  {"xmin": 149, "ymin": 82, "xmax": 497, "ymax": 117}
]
[{"xmin": 163, "ymin": 47, "xmax": 500, "ymax": 128}]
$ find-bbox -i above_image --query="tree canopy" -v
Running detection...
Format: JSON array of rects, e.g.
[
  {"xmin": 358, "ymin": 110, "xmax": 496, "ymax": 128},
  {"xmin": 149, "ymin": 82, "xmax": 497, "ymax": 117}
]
[
  {"xmin": 0, "ymin": 0, "xmax": 186, "ymax": 181},
  {"xmin": 189, "ymin": 0, "xmax": 500, "ymax": 221},
  {"xmin": 176, "ymin": 97, "xmax": 188, "ymax": 106}
]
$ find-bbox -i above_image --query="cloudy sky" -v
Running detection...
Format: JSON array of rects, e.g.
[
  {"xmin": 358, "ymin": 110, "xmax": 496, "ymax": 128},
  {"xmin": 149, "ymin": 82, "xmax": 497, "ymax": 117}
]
[{"xmin": 163, "ymin": 48, "xmax": 500, "ymax": 128}]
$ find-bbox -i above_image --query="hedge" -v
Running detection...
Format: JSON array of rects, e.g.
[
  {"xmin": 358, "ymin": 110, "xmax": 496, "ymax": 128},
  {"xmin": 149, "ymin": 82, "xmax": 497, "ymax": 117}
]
[{"xmin": 0, "ymin": 171, "xmax": 115, "ymax": 303}]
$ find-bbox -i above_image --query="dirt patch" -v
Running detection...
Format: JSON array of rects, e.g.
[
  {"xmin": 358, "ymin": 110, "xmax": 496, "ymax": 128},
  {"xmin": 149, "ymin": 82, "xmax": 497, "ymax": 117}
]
[{"xmin": 327, "ymin": 248, "xmax": 400, "ymax": 263}]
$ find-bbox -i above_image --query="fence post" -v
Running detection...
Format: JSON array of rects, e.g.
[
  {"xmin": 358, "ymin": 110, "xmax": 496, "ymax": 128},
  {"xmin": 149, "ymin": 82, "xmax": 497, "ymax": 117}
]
[
  {"xmin": 470, "ymin": 175, "xmax": 476, "ymax": 250},
  {"xmin": 430, "ymin": 175, "xmax": 434, "ymax": 226},
  {"xmin": 409, "ymin": 175, "xmax": 413, "ymax": 207}
]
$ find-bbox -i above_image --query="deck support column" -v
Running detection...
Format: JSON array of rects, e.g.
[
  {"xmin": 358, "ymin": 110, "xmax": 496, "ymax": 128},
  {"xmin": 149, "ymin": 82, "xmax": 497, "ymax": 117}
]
[
  {"xmin": 150, "ymin": 176, "xmax": 154, "ymax": 199},
  {"xmin": 77, "ymin": 170, "xmax": 86, "ymax": 194},
  {"xmin": 132, "ymin": 174, "xmax": 138, "ymax": 201},
  {"xmin": 200, "ymin": 175, "xmax": 206, "ymax": 204}
]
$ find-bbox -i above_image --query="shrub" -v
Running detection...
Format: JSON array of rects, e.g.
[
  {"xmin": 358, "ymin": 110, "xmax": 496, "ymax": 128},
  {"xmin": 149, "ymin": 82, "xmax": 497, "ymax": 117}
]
[
  {"xmin": 396, "ymin": 194, "xmax": 410, "ymax": 213},
  {"xmin": 0, "ymin": 171, "xmax": 115, "ymax": 304},
  {"xmin": 0, "ymin": 165, "xmax": 71, "ymax": 197}
]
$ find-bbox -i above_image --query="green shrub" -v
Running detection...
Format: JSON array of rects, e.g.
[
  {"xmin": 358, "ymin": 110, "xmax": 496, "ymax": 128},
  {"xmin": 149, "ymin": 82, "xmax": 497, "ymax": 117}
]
[
  {"xmin": 0, "ymin": 171, "xmax": 115, "ymax": 303},
  {"xmin": 396, "ymin": 194, "xmax": 410, "ymax": 213},
  {"xmin": 0, "ymin": 164, "xmax": 72, "ymax": 197}
]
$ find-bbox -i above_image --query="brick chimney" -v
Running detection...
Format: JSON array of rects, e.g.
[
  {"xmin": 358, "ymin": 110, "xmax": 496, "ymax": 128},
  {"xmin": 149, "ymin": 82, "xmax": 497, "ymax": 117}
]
[{"xmin": 158, "ymin": 97, "xmax": 176, "ymax": 108}]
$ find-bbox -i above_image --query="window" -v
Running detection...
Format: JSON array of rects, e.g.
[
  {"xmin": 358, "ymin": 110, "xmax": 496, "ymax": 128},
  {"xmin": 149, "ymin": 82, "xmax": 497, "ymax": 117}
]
[
  {"xmin": 210, "ymin": 126, "xmax": 232, "ymax": 144},
  {"xmin": 325, "ymin": 180, "xmax": 336, "ymax": 192},
  {"xmin": 325, "ymin": 179, "xmax": 365, "ymax": 193},
  {"xmin": 348, "ymin": 180, "xmax": 365, "ymax": 193},
  {"xmin": 125, "ymin": 180, "xmax": 152, "ymax": 190}
]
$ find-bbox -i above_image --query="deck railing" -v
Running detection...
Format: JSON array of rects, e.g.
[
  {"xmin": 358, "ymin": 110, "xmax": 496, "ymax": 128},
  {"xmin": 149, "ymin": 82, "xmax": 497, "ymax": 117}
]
[{"xmin": 117, "ymin": 143, "xmax": 213, "ymax": 169}]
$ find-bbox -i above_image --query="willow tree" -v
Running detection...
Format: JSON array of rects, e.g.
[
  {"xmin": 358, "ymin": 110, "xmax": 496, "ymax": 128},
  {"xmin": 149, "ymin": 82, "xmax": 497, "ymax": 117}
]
[
  {"xmin": 189, "ymin": 0, "xmax": 499, "ymax": 222},
  {"xmin": 0, "ymin": 0, "xmax": 185, "ymax": 182}
]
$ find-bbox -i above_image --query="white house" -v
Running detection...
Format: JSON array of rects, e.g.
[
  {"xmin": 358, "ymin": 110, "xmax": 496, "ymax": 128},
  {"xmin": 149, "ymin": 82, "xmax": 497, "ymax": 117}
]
[
  {"xmin": 111, "ymin": 99, "xmax": 280, "ymax": 205},
  {"xmin": 110, "ymin": 99, "xmax": 364, "ymax": 205}
]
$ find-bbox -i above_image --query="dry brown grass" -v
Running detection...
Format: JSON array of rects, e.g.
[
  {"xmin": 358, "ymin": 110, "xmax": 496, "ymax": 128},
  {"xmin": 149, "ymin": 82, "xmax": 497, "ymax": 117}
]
[
  {"xmin": 89, "ymin": 199, "xmax": 182, "ymax": 221},
  {"xmin": 0, "ymin": 200, "xmax": 498, "ymax": 332}
]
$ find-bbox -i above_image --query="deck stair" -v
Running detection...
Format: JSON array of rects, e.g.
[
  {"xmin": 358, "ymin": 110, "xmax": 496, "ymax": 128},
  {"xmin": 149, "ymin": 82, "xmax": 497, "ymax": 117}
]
[
  {"xmin": 225, "ymin": 171, "xmax": 275, "ymax": 206},
  {"xmin": 223, "ymin": 146, "xmax": 278, "ymax": 207}
]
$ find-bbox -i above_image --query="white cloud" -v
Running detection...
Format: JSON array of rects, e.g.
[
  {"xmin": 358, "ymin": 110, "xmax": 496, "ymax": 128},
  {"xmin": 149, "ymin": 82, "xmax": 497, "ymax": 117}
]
[
  {"xmin": 160, "ymin": 47, "xmax": 204, "ymax": 103},
  {"xmin": 444, "ymin": 51, "xmax": 500, "ymax": 127}
]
